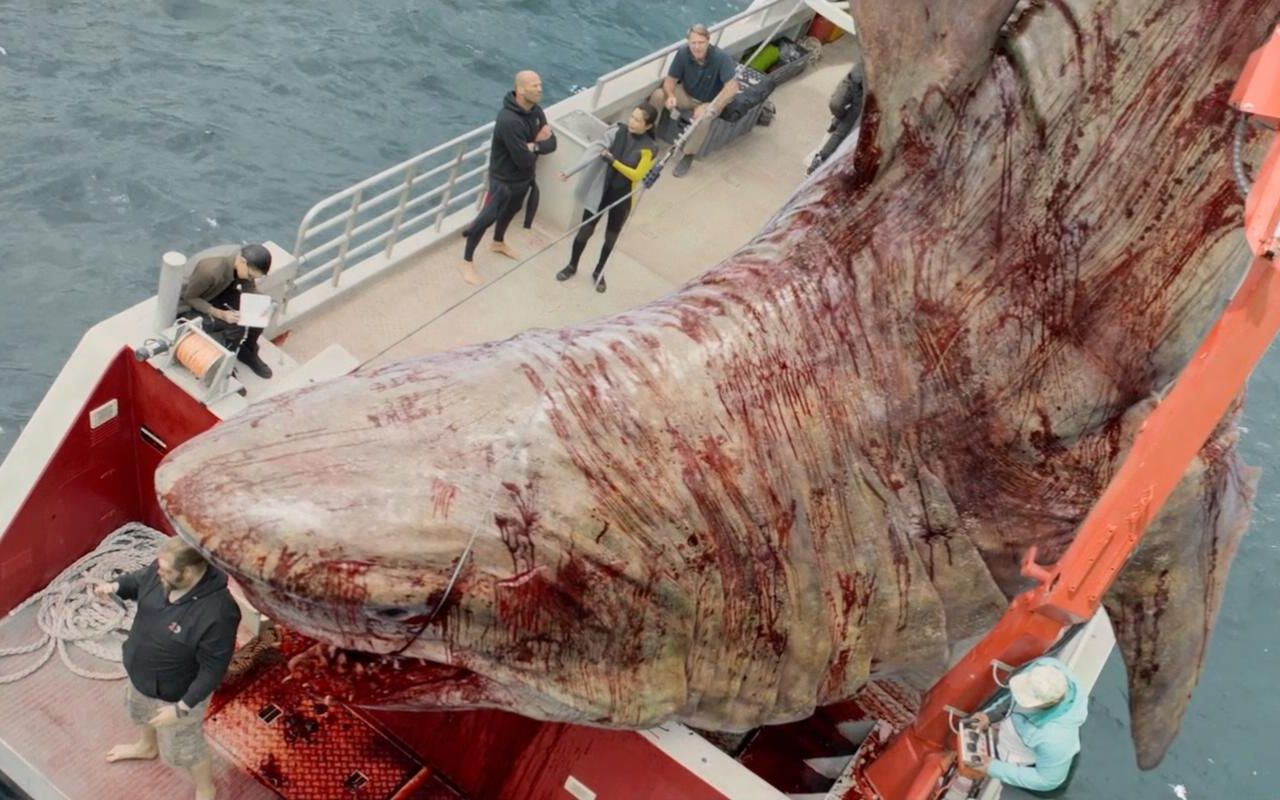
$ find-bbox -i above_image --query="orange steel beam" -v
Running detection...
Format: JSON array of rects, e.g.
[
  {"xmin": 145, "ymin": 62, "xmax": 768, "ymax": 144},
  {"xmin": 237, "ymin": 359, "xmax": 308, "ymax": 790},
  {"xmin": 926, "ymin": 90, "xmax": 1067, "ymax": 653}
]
[{"xmin": 859, "ymin": 25, "xmax": 1280, "ymax": 800}]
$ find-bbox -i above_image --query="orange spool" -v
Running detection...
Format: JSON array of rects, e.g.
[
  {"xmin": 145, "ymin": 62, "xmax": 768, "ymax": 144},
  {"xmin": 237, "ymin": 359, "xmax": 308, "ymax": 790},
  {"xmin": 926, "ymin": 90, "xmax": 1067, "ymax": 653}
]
[{"xmin": 173, "ymin": 331, "xmax": 224, "ymax": 382}]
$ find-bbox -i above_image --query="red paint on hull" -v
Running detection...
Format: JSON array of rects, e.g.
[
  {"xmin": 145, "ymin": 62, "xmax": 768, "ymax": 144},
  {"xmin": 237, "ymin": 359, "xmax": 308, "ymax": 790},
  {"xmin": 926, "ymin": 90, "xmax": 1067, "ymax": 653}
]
[{"xmin": 0, "ymin": 350, "xmax": 216, "ymax": 615}]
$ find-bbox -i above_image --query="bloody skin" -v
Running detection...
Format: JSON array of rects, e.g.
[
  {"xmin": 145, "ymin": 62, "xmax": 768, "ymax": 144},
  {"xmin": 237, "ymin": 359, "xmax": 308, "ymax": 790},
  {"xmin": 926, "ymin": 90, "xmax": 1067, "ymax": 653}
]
[{"xmin": 157, "ymin": 0, "xmax": 1274, "ymax": 770}]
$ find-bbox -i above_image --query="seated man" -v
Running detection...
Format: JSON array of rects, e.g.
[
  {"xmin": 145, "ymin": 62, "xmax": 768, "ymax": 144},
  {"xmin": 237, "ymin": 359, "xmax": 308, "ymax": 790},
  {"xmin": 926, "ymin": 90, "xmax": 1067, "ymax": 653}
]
[
  {"xmin": 971, "ymin": 657, "xmax": 1088, "ymax": 794},
  {"xmin": 178, "ymin": 243, "xmax": 274, "ymax": 379},
  {"xmin": 648, "ymin": 23, "xmax": 739, "ymax": 177}
]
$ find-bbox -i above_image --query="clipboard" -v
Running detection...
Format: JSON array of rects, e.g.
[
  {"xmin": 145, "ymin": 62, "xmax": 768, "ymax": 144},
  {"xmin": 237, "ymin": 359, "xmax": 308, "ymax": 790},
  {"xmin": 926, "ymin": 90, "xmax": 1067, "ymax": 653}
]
[{"xmin": 238, "ymin": 293, "xmax": 273, "ymax": 329}]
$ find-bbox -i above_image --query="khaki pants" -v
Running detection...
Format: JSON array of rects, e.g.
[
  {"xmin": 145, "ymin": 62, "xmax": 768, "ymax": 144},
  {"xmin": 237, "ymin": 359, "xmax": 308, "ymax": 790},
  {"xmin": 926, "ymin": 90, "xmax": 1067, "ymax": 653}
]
[
  {"xmin": 125, "ymin": 682, "xmax": 210, "ymax": 768},
  {"xmin": 648, "ymin": 85, "xmax": 716, "ymax": 156}
]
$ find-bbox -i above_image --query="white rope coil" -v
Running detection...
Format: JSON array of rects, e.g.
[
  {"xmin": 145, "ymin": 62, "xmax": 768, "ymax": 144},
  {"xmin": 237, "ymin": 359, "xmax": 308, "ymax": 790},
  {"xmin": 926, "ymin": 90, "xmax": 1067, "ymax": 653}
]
[{"xmin": 0, "ymin": 523, "xmax": 167, "ymax": 684}]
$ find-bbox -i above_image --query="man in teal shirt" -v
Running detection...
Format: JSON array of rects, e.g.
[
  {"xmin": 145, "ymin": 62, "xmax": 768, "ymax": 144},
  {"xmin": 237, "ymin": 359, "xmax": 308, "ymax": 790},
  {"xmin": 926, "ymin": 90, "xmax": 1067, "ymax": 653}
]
[{"xmin": 971, "ymin": 657, "xmax": 1088, "ymax": 793}]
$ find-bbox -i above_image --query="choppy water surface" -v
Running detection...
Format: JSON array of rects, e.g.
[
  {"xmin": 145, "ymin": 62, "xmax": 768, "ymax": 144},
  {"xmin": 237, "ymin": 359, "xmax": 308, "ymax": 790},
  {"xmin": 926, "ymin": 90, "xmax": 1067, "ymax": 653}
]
[{"xmin": 0, "ymin": 2, "xmax": 1275, "ymax": 798}]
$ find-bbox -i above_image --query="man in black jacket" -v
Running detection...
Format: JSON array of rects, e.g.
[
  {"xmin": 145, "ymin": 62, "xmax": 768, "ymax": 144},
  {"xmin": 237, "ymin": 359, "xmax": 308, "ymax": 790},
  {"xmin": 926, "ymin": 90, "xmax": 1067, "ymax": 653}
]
[
  {"xmin": 96, "ymin": 537, "xmax": 241, "ymax": 800},
  {"xmin": 459, "ymin": 70, "xmax": 557, "ymax": 285}
]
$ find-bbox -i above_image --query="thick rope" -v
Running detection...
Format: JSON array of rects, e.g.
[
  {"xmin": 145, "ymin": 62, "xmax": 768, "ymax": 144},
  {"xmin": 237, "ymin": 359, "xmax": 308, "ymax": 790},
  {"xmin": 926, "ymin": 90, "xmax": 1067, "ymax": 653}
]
[{"xmin": 0, "ymin": 523, "xmax": 166, "ymax": 683}]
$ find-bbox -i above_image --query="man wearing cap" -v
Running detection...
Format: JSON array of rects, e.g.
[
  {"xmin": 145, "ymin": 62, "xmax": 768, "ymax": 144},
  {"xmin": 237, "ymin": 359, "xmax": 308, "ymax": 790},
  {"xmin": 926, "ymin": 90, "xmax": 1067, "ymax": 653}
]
[
  {"xmin": 968, "ymin": 657, "xmax": 1088, "ymax": 793},
  {"xmin": 179, "ymin": 243, "xmax": 275, "ymax": 379}
]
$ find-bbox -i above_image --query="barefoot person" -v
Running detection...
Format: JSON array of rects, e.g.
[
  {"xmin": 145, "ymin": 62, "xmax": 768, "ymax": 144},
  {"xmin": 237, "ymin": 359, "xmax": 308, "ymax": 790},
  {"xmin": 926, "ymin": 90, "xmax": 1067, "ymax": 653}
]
[
  {"xmin": 459, "ymin": 70, "xmax": 557, "ymax": 285},
  {"xmin": 555, "ymin": 103, "xmax": 658, "ymax": 293},
  {"xmin": 96, "ymin": 537, "xmax": 241, "ymax": 800}
]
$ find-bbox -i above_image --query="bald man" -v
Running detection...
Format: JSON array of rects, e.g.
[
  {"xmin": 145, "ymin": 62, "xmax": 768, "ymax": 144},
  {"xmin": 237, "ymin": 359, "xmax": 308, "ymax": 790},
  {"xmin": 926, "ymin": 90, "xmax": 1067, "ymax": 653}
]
[{"xmin": 460, "ymin": 70, "xmax": 557, "ymax": 285}]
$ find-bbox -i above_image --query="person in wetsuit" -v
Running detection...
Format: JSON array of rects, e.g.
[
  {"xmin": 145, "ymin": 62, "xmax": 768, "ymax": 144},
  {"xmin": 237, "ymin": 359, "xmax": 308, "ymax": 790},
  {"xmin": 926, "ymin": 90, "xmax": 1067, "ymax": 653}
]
[
  {"xmin": 555, "ymin": 103, "xmax": 658, "ymax": 293},
  {"xmin": 459, "ymin": 70, "xmax": 557, "ymax": 286}
]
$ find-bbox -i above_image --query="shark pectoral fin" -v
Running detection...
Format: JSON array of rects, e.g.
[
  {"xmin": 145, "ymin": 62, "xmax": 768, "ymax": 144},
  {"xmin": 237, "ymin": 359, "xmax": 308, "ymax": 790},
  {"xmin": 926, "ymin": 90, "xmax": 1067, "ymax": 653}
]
[{"xmin": 1104, "ymin": 422, "xmax": 1257, "ymax": 768}]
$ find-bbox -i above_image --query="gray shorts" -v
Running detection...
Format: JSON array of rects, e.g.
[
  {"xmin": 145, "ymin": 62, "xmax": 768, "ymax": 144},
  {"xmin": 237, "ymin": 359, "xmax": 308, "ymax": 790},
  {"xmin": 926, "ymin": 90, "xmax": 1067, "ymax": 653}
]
[{"xmin": 124, "ymin": 682, "xmax": 210, "ymax": 768}]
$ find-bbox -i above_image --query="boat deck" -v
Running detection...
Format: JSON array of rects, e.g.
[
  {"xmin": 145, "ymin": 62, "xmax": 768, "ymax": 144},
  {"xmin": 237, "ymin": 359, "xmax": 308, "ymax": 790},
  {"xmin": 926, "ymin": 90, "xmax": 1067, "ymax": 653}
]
[
  {"xmin": 0, "ymin": 605, "xmax": 276, "ymax": 800},
  {"xmin": 280, "ymin": 38, "xmax": 855, "ymax": 368}
]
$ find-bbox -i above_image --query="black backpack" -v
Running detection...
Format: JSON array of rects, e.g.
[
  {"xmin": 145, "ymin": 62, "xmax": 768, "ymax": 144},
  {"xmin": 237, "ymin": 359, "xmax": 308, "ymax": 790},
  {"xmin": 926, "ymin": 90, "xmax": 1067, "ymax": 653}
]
[{"xmin": 719, "ymin": 70, "xmax": 776, "ymax": 122}]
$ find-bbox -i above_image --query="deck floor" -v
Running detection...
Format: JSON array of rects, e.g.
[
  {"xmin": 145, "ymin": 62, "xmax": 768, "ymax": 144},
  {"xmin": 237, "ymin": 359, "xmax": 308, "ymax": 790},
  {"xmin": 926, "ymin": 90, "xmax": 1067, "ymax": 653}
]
[
  {"xmin": 0, "ymin": 606, "xmax": 276, "ymax": 800},
  {"xmin": 281, "ymin": 39, "xmax": 855, "ymax": 368}
]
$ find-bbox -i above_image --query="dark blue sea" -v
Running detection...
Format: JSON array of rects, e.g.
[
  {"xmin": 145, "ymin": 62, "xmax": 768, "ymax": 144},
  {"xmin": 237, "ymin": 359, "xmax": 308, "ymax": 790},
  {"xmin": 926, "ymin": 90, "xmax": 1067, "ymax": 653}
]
[{"xmin": 0, "ymin": 2, "xmax": 1274, "ymax": 798}]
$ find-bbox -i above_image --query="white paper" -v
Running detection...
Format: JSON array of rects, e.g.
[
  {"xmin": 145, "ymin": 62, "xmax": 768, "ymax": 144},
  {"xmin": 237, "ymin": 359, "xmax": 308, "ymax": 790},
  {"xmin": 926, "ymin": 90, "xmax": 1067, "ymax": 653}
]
[{"xmin": 238, "ymin": 293, "xmax": 273, "ymax": 328}]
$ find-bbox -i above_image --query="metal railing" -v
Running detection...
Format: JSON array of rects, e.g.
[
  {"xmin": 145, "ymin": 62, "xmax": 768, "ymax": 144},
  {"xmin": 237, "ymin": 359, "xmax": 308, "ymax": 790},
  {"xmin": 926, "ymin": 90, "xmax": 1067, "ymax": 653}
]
[{"xmin": 284, "ymin": 0, "xmax": 804, "ymax": 311}]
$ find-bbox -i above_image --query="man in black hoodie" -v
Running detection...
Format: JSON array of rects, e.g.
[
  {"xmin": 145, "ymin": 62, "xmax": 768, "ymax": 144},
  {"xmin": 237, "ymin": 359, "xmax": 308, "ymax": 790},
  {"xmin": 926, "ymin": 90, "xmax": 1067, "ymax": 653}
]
[
  {"xmin": 459, "ymin": 70, "xmax": 557, "ymax": 285},
  {"xmin": 97, "ymin": 536, "xmax": 241, "ymax": 800}
]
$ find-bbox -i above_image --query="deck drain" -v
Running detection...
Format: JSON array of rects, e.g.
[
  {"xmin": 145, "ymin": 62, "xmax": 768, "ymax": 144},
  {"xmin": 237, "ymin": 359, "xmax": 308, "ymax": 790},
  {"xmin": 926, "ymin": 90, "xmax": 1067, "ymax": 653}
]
[{"xmin": 256, "ymin": 703, "xmax": 283, "ymax": 725}]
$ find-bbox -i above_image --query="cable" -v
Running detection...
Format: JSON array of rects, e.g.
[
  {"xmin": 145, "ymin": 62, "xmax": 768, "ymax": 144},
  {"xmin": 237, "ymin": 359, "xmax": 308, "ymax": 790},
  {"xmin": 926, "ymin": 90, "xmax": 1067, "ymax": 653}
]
[
  {"xmin": 0, "ymin": 524, "xmax": 167, "ymax": 684},
  {"xmin": 361, "ymin": 109, "xmax": 712, "ymax": 368},
  {"xmin": 174, "ymin": 329, "xmax": 224, "ymax": 381}
]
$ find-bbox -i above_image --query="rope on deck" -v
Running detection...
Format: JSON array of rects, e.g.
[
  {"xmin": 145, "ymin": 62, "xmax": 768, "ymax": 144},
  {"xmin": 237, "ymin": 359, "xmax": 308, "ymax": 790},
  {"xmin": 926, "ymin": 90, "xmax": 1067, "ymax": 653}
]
[{"xmin": 0, "ymin": 523, "xmax": 166, "ymax": 684}]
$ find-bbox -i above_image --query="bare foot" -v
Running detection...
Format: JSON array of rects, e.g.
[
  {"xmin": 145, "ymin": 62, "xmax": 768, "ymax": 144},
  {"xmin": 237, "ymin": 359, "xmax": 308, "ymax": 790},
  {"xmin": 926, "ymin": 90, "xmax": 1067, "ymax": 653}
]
[
  {"xmin": 490, "ymin": 241, "xmax": 519, "ymax": 259},
  {"xmin": 456, "ymin": 261, "xmax": 483, "ymax": 286},
  {"xmin": 106, "ymin": 741, "xmax": 158, "ymax": 762}
]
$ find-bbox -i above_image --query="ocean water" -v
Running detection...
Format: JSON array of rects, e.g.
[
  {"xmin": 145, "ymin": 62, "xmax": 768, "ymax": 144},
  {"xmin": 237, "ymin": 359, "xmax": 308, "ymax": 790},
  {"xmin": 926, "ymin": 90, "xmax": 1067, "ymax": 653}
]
[{"xmin": 0, "ymin": 2, "xmax": 1275, "ymax": 799}]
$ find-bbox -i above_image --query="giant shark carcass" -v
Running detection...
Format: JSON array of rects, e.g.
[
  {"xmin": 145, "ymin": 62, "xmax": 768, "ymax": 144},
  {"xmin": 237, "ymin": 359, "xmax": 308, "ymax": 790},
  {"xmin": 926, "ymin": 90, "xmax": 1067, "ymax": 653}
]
[{"xmin": 155, "ymin": 0, "xmax": 1275, "ymax": 769}]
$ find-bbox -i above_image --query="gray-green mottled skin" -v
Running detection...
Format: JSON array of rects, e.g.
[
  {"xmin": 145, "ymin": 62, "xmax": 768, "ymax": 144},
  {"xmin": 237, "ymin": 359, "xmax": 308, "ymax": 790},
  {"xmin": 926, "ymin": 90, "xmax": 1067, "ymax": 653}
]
[{"xmin": 156, "ymin": 0, "xmax": 1274, "ymax": 770}]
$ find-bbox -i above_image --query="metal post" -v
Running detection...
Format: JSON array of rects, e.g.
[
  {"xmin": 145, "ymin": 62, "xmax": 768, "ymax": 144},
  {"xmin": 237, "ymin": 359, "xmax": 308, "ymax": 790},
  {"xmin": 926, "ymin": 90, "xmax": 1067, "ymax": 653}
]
[
  {"xmin": 154, "ymin": 250, "xmax": 187, "ymax": 333},
  {"xmin": 331, "ymin": 188, "xmax": 363, "ymax": 288},
  {"xmin": 385, "ymin": 163, "xmax": 419, "ymax": 257},
  {"xmin": 435, "ymin": 143, "xmax": 468, "ymax": 232}
]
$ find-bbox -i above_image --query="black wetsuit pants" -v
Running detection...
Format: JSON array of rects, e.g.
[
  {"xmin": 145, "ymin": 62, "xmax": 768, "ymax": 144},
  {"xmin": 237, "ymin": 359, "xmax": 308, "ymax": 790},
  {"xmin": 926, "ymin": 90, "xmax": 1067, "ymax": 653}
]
[
  {"xmin": 569, "ymin": 181, "xmax": 631, "ymax": 278},
  {"xmin": 463, "ymin": 177, "xmax": 531, "ymax": 261},
  {"xmin": 522, "ymin": 180, "xmax": 539, "ymax": 229}
]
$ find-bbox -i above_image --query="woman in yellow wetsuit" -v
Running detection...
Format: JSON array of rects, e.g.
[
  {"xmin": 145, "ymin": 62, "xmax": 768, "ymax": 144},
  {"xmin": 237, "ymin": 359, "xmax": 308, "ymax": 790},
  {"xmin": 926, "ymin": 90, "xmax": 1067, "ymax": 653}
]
[{"xmin": 557, "ymin": 103, "xmax": 657, "ymax": 292}]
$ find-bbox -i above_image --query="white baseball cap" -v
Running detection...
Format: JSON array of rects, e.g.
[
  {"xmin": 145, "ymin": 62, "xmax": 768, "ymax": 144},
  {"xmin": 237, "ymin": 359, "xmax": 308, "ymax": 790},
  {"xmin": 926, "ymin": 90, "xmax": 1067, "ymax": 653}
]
[{"xmin": 1009, "ymin": 664, "xmax": 1068, "ymax": 709}]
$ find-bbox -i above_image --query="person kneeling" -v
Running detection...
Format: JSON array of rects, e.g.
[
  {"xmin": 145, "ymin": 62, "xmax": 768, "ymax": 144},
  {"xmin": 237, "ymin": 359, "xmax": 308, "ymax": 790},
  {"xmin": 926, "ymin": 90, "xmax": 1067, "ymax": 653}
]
[{"xmin": 970, "ymin": 657, "xmax": 1088, "ymax": 794}]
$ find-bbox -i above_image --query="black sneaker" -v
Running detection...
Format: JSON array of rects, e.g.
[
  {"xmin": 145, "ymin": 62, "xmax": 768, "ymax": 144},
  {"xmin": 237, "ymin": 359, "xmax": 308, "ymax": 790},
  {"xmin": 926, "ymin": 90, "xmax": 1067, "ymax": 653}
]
[
  {"xmin": 237, "ymin": 349, "xmax": 273, "ymax": 379},
  {"xmin": 556, "ymin": 265, "xmax": 577, "ymax": 281},
  {"xmin": 673, "ymin": 154, "xmax": 695, "ymax": 178}
]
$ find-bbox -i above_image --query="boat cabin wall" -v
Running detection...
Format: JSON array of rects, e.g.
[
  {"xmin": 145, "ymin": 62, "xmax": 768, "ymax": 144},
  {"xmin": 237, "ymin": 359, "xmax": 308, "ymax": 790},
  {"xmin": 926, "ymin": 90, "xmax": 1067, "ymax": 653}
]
[{"xmin": 0, "ymin": 349, "xmax": 216, "ymax": 615}]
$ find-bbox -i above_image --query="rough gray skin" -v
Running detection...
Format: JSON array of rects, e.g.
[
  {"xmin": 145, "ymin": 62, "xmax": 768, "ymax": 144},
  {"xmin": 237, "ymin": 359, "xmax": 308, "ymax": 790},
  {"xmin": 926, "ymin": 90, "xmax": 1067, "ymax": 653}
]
[{"xmin": 156, "ymin": 0, "xmax": 1273, "ymax": 769}]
